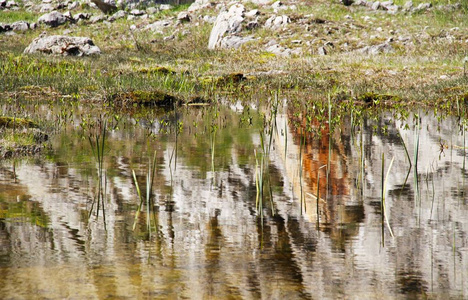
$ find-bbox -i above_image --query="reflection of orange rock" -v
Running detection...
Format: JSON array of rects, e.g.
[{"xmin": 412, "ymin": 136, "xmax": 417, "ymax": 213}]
[{"xmin": 276, "ymin": 110, "xmax": 363, "ymax": 251}]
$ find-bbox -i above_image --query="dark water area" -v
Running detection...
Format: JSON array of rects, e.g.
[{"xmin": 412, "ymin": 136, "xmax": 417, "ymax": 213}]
[{"xmin": 0, "ymin": 99, "xmax": 467, "ymax": 299}]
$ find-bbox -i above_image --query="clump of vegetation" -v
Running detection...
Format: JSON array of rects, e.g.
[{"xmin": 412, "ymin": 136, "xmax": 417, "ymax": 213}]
[
  {"xmin": 108, "ymin": 89, "xmax": 179, "ymax": 107},
  {"xmin": 357, "ymin": 92, "xmax": 402, "ymax": 107}
]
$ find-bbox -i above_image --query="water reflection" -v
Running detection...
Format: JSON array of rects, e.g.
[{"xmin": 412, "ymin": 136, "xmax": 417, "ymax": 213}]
[{"xmin": 0, "ymin": 103, "xmax": 467, "ymax": 298}]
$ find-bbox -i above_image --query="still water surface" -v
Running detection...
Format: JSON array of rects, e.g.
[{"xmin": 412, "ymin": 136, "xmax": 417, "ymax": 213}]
[{"xmin": 0, "ymin": 100, "xmax": 467, "ymax": 299}]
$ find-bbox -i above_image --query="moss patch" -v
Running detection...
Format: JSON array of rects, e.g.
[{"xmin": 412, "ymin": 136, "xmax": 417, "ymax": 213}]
[
  {"xmin": 0, "ymin": 117, "xmax": 38, "ymax": 129},
  {"xmin": 137, "ymin": 66, "xmax": 176, "ymax": 75}
]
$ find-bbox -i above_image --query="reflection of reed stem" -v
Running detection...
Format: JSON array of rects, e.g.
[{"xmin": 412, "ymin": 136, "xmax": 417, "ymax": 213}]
[
  {"xmin": 88, "ymin": 119, "xmax": 107, "ymax": 228},
  {"xmin": 132, "ymin": 151, "xmax": 158, "ymax": 237},
  {"xmin": 414, "ymin": 117, "xmax": 420, "ymax": 224},
  {"xmin": 381, "ymin": 153, "xmax": 395, "ymax": 239}
]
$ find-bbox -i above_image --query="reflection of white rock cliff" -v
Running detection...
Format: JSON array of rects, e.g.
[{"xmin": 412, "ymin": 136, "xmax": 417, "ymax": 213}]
[{"xmin": 0, "ymin": 111, "xmax": 467, "ymax": 298}]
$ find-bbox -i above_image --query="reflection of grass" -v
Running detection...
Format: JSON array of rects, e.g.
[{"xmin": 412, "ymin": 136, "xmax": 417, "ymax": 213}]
[
  {"xmin": 132, "ymin": 151, "xmax": 158, "ymax": 236},
  {"xmin": 0, "ymin": 202, "xmax": 49, "ymax": 228},
  {"xmin": 255, "ymin": 97, "xmax": 279, "ymax": 219}
]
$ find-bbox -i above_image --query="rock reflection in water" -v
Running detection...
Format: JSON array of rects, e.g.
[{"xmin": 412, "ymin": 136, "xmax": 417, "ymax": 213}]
[{"xmin": 0, "ymin": 106, "xmax": 466, "ymax": 299}]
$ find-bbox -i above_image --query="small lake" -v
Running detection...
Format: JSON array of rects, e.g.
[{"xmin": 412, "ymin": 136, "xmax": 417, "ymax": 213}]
[{"xmin": 0, "ymin": 98, "xmax": 467, "ymax": 299}]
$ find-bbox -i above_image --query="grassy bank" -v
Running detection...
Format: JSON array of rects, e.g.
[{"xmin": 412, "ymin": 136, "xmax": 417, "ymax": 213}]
[{"xmin": 1, "ymin": 0, "xmax": 468, "ymax": 111}]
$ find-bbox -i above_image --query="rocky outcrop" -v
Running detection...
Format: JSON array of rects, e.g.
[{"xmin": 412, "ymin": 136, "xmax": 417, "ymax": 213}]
[
  {"xmin": 208, "ymin": 3, "xmax": 245, "ymax": 50},
  {"xmin": 24, "ymin": 35, "xmax": 101, "ymax": 56}
]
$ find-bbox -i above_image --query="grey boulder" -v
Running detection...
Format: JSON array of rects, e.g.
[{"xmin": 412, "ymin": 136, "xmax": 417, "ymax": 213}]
[
  {"xmin": 24, "ymin": 35, "xmax": 101, "ymax": 56},
  {"xmin": 10, "ymin": 21, "xmax": 30, "ymax": 31},
  {"xmin": 38, "ymin": 11, "xmax": 68, "ymax": 27}
]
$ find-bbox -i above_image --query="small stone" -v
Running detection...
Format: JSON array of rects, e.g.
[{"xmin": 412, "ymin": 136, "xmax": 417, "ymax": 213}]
[
  {"xmin": 386, "ymin": 5, "xmax": 399, "ymax": 14},
  {"xmin": 5, "ymin": 0, "xmax": 16, "ymax": 8},
  {"xmin": 11, "ymin": 21, "xmax": 29, "ymax": 31},
  {"xmin": 358, "ymin": 42, "xmax": 394, "ymax": 55},
  {"xmin": 220, "ymin": 35, "xmax": 255, "ymax": 49},
  {"xmin": 264, "ymin": 15, "xmax": 290, "ymax": 29},
  {"xmin": 416, "ymin": 3, "xmax": 431, "ymax": 10},
  {"xmin": 39, "ymin": 3, "xmax": 54, "ymax": 12},
  {"xmin": 89, "ymin": 14, "xmax": 107, "ymax": 23},
  {"xmin": 403, "ymin": 1, "xmax": 413, "ymax": 9},
  {"xmin": 318, "ymin": 46, "xmax": 327, "ymax": 55},
  {"xmin": 353, "ymin": 0, "xmax": 368, "ymax": 6},
  {"xmin": 160, "ymin": 4, "xmax": 172, "ymax": 10},
  {"xmin": 146, "ymin": 7, "xmax": 158, "ymax": 14},
  {"xmin": 145, "ymin": 20, "xmax": 171, "ymax": 32},
  {"xmin": 188, "ymin": 0, "xmax": 213, "ymax": 12},
  {"xmin": 177, "ymin": 12, "xmax": 191, "ymax": 23},
  {"xmin": 381, "ymin": 0, "xmax": 393, "ymax": 7},
  {"xmin": 68, "ymin": 1, "xmax": 79, "ymax": 10},
  {"xmin": 246, "ymin": 19, "xmax": 259, "ymax": 30},
  {"xmin": 203, "ymin": 15, "xmax": 216, "ymax": 23},
  {"xmin": 371, "ymin": 1, "xmax": 380, "ymax": 10},
  {"xmin": 63, "ymin": 11, "xmax": 73, "ymax": 20},
  {"xmin": 245, "ymin": 9, "xmax": 259, "ymax": 17},
  {"xmin": 271, "ymin": 1, "xmax": 283, "ymax": 9},
  {"xmin": 130, "ymin": 9, "xmax": 145, "ymax": 16},
  {"xmin": 108, "ymin": 10, "xmax": 125, "ymax": 21}
]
